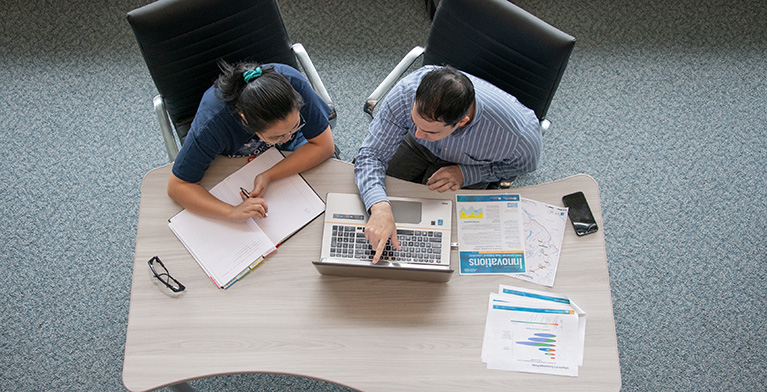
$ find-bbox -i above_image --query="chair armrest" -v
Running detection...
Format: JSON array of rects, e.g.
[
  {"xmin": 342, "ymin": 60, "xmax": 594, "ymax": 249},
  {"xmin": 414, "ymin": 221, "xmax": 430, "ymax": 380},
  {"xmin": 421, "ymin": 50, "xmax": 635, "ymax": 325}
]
[
  {"xmin": 153, "ymin": 95, "xmax": 179, "ymax": 162},
  {"xmin": 540, "ymin": 119, "xmax": 550, "ymax": 136},
  {"xmin": 291, "ymin": 43, "xmax": 334, "ymax": 110},
  {"xmin": 364, "ymin": 46, "xmax": 425, "ymax": 118}
]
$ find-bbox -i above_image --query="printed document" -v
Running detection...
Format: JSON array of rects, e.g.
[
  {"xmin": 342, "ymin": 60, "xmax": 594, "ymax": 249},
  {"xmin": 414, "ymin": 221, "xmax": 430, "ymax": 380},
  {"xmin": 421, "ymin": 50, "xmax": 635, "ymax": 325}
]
[
  {"xmin": 481, "ymin": 285, "xmax": 586, "ymax": 376},
  {"xmin": 509, "ymin": 198, "xmax": 569, "ymax": 287},
  {"xmin": 456, "ymin": 194, "xmax": 526, "ymax": 275}
]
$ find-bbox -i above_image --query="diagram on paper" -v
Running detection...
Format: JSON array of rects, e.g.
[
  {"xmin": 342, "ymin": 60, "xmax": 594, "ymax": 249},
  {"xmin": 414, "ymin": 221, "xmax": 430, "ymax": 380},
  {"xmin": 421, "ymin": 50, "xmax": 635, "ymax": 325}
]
[
  {"xmin": 459, "ymin": 206, "xmax": 484, "ymax": 219},
  {"xmin": 508, "ymin": 198, "xmax": 568, "ymax": 287},
  {"xmin": 504, "ymin": 318, "xmax": 569, "ymax": 368},
  {"xmin": 483, "ymin": 296, "xmax": 581, "ymax": 377},
  {"xmin": 514, "ymin": 331, "xmax": 559, "ymax": 360}
]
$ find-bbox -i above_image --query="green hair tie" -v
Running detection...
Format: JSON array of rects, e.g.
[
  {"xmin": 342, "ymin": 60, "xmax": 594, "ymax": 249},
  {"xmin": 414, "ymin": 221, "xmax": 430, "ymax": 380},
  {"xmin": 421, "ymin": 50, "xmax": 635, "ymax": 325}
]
[{"xmin": 243, "ymin": 67, "xmax": 263, "ymax": 83}]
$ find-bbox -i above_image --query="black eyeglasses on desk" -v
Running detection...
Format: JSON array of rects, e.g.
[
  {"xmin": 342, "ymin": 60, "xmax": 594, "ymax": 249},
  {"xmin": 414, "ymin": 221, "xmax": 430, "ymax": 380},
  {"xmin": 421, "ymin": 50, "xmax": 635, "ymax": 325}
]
[{"xmin": 148, "ymin": 256, "xmax": 186, "ymax": 292}]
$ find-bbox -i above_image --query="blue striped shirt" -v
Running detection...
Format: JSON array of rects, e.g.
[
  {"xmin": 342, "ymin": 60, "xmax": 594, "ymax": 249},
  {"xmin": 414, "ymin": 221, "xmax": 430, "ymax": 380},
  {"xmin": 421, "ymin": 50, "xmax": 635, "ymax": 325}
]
[{"xmin": 354, "ymin": 66, "xmax": 542, "ymax": 210}]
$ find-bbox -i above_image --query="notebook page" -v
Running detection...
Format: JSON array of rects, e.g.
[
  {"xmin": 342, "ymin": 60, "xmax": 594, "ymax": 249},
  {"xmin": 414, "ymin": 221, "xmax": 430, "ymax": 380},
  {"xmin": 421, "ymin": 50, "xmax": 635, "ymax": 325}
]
[
  {"xmin": 169, "ymin": 211, "xmax": 274, "ymax": 287},
  {"xmin": 256, "ymin": 173, "xmax": 325, "ymax": 244},
  {"xmin": 208, "ymin": 148, "xmax": 325, "ymax": 245},
  {"xmin": 208, "ymin": 147, "xmax": 284, "ymax": 206}
]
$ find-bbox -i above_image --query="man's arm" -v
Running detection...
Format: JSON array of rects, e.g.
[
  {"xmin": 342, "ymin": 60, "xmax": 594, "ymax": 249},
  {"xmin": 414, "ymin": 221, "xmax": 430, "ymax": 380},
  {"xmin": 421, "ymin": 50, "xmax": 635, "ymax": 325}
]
[
  {"xmin": 354, "ymin": 117, "xmax": 404, "ymax": 263},
  {"xmin": 459, "ymin": 143, "xmax": 541, "ymax": 186},
  {"xmin": 354, "ymin": 101, "xmax": 411, "ymax": 210},
  {"xmin": 354, "ymin": 104, "xmax": 413, "ymax": 262},
  {"xmin": 456, "ymin": 118, "xmax": 543, "ymax": 186}
]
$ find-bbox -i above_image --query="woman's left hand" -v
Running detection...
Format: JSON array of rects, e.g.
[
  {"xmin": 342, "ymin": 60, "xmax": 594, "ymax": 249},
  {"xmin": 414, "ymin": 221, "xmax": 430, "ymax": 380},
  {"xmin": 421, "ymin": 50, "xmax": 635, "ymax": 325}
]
[{"xmin": 251, "ymin": 172, "xmax": 272, "ymax": 198}]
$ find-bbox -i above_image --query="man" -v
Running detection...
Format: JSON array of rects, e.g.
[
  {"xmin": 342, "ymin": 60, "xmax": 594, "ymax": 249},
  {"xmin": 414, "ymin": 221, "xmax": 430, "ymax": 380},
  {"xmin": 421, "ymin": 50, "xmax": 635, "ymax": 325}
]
[{"xmin": 354, "ymin": 65, "xmax": 542, "ymax": 263}]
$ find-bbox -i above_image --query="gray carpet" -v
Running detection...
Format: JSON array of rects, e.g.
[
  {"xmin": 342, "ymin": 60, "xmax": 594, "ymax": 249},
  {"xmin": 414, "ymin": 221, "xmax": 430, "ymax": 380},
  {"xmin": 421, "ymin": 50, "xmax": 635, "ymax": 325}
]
[{"xmin": 1, "ymin": 0, "xmax": 765, "ymax": 391}]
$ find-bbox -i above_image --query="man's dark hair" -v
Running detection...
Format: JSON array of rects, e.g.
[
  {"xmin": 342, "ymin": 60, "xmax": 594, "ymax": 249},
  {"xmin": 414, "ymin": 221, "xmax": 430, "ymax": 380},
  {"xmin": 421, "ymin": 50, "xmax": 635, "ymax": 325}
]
[
  {"xmin": 415, "ymin": 66, "xmax": 474, "ymax": 126},
  {"xmin": 215, "ymin": 60, "xmax": 304, "ymax": 134}
]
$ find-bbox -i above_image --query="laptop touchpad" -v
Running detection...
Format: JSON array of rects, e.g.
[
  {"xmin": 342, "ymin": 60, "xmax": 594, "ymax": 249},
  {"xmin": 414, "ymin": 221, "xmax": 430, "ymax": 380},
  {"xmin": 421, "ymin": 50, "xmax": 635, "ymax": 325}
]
[{"xmin": 391, "ymin": 200, "xmax": 422, "ymax": 224}]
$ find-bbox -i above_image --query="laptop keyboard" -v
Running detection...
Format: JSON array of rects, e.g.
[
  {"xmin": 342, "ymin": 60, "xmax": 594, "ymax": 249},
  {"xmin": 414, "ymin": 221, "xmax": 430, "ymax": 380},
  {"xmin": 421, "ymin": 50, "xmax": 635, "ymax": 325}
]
[{"xmin": 329, "ymin": 225, "xmax": 444, "ymax": 264}]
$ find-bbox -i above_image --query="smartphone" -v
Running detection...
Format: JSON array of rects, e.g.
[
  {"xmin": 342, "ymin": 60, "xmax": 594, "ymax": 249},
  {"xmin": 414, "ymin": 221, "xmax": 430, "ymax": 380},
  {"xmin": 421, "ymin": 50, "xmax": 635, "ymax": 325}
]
[{"xmin": 562, "ymin": 191, "xmax": 598, "ymax": 236}]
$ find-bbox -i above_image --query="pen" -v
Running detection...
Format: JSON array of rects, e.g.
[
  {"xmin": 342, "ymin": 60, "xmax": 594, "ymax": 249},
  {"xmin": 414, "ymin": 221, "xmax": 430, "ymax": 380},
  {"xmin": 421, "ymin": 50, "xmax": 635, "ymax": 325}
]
[{"xmin": 240, "ymin": 187, "xmax": 268, "ymax": 217}]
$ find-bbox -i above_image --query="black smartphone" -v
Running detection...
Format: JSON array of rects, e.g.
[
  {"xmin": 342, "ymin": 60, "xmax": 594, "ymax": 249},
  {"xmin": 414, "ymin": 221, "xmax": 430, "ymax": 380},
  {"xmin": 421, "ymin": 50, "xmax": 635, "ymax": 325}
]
[{"xmin": 562, "ymin": 191, "xmax": 598, "ymax": 236}]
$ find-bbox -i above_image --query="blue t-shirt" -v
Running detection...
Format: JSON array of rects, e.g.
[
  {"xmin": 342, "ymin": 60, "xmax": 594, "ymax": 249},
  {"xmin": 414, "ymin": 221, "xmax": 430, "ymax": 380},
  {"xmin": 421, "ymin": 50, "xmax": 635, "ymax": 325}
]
[{"xmin": 172, "ymin": 63, "xmax": 331, "ymax": 183}]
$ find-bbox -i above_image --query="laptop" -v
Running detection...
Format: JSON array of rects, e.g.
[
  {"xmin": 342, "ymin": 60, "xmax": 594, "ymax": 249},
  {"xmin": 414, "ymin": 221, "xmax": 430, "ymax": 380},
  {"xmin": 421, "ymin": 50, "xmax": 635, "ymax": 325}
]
[{"xmin": 313, "ymin": 193, "xmax": 454, "ymax": 282}]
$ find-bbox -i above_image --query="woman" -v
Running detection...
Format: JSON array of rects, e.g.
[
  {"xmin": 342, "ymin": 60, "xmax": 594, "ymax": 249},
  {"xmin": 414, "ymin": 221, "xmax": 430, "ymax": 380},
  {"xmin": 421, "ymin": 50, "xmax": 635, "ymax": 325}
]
[{"xmin": 168, "ymin": 61, "xmax": 335, "ymax": 222}]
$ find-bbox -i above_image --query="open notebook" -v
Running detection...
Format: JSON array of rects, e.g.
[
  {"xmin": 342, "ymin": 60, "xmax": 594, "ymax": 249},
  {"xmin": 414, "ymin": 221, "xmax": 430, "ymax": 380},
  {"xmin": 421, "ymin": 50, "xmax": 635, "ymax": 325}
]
[{"xmin": 168, "ymin": 148, "xmax": 325, "ymax": 289}]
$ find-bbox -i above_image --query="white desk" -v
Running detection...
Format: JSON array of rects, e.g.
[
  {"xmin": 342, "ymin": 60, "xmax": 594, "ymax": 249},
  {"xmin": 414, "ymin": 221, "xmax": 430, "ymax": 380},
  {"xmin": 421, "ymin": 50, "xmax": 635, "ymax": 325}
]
[{"xmin": 123, "ymin": 157, "xmax": 621, "ymax": 391}]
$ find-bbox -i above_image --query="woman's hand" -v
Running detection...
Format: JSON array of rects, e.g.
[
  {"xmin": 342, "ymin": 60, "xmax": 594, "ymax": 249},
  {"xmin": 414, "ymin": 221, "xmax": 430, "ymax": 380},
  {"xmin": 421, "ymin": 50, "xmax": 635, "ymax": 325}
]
[
  {"xmin": 250, "ymin": 172, "xmax": 272, "ymax": 198},
  {"xmin": 228, "ymin": 193, "xmax": 269, "ymax": 221}
]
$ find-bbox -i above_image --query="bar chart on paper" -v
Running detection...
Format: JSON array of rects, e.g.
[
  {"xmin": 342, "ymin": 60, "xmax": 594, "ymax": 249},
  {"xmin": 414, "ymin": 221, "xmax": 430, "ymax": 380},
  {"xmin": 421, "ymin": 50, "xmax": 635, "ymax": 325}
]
[
  {"xmin": 511, "ymin": 318, "xmax": 564, "ymax": 362},
  {"xmin": 481, "ymin": 286, "xmax": 585, "ymax": 377}
]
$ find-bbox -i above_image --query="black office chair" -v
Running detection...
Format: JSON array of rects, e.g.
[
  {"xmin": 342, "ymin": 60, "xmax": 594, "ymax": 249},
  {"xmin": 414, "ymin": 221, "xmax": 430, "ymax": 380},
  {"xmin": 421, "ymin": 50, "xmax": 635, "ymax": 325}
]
[
  {"xmin": 365, "ymin": 0, "xmax": 575, "ymax": 187},
  {"xmin": 127, "ymin": 0, "xmax": 335, "ymax": 162}
]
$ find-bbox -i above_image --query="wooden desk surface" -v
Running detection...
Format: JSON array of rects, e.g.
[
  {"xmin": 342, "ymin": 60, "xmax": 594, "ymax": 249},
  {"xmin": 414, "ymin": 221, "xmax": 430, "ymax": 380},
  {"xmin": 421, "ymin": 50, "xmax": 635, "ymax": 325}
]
[{"xmin": 123, "ymin": 157, "xmax": 621, "ymax": 391}]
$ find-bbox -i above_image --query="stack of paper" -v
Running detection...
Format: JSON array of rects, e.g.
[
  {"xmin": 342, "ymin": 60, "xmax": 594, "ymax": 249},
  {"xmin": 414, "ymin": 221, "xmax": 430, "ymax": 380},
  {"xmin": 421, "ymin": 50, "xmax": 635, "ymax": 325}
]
[{"xmin": 481, "ymin": 285, "xmax": 586, "ymax": 376}]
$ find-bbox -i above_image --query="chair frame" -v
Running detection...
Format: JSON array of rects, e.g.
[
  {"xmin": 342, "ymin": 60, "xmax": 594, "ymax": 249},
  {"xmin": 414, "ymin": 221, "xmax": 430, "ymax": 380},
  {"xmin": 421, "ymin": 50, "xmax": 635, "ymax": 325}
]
[
  {"xmin": 128, "ymin": 0, "xmax": 335, "ymax": 162},
  {"xmin": 364, "ymin": 46, "xmax": 550, "ymax": 136},
  {"xmin": 363, "ymin": 0, "xmax": 575, "ymax": 188}
]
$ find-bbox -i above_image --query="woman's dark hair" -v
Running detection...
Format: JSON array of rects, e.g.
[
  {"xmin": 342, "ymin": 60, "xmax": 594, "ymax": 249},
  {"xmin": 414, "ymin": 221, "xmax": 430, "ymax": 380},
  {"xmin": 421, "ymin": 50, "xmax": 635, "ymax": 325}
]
[
  {"xmin": 414, "ymin": 66, "xmax": 474, "ymax": 126},
  {"xmin": 214, "ymin": 61, "xmax": 304, "ymax": 134}
]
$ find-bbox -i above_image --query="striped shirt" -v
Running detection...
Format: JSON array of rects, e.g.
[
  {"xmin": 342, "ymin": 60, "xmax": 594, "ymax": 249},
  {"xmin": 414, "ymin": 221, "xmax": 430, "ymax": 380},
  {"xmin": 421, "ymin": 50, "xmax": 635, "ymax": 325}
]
[{"xmin": 354, "ymin": 66, "xmax": 542, "ymax": 210}]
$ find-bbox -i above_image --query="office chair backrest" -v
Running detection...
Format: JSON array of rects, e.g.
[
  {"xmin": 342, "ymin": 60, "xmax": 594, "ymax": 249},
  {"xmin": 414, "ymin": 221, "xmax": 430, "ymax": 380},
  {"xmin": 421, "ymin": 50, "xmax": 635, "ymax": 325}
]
[
  {"xmin": 424, "ymin": 0, "xmax": 575, "ymax": 121},
  {"xmin": 127, "ymin": 0, "xmax": 298, "ymax": 134}
]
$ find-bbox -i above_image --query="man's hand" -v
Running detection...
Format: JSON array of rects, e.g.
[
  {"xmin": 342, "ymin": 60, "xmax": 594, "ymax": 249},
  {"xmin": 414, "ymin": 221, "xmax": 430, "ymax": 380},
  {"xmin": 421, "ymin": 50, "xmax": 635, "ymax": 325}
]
[
  {"xmin": 426, "ymin": 165, "xmax": 463, "ymax": 192},
  {"xmin": 365, "ymin": 201, "xmax": 401, "ymax": 264}
]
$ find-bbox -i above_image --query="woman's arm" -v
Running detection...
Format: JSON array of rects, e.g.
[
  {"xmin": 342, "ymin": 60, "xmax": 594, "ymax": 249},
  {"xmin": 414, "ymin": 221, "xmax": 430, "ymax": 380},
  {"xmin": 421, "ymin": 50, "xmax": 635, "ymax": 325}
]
[
  {"xmin": 250, "ymin": 126, "xmax": 335, "ymax": 197},
  {"xmin": 167, "ymin": 173, "xmax": 268, "ymax": 222}
]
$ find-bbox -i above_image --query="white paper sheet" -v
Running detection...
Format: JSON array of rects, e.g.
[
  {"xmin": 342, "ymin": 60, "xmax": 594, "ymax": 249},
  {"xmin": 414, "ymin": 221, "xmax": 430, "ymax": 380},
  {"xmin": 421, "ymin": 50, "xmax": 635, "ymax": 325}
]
[
  {"xmin": 481, "ymin": 285, "xmax": 586, "ymax": 376},
  {"xmin": 456, "ymin": 194, "xmax": 526, "ymax": 275}
]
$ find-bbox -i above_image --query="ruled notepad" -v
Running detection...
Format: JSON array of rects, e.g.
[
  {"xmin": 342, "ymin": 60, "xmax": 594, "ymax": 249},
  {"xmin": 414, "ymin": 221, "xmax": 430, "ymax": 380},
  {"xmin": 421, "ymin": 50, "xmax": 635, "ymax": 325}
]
[{"xmin": 168, "ymin": 148, "xmax": 325, "ymax": 288}]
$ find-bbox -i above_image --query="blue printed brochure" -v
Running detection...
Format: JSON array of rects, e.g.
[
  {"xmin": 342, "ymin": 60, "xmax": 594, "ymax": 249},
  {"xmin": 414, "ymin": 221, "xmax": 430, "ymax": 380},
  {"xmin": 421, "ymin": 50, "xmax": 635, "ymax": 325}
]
[{"xmin": 456, "ymin": 194, "xmax": 526, "ymax": 275}]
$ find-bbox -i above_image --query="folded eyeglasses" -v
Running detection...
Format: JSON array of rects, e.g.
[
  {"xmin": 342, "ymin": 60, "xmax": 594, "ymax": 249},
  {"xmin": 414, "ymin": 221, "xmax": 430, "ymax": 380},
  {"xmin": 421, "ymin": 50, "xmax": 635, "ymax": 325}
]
[{"xmin": 148, "ymin": 256, "xmax": 186, "ymax": 292}]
